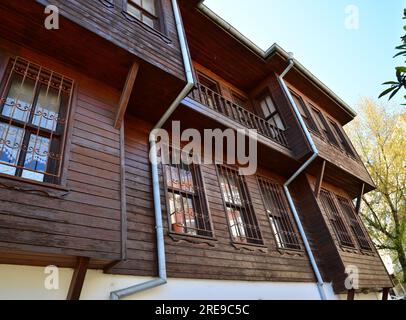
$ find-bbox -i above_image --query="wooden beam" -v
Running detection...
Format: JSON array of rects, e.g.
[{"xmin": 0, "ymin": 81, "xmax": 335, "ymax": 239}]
[
  {"xmin": 314, "ymin": 160, "xmax": 326, "ymax": 198},
  {"xmin": 382, "ymin": 288, "xmax": 390, "ymax": 300},
  {"xmin": 67, "ymin": 257, "xmax": 90, "ymax": 300},
  {"xmin": 114, "ymin": 62, "xmax": 139, "ymax": 129},
  {"xmin": 355, "ymin": 183, "xmax": 365, "ymax": 214},
  {"xmin": 347, "ymin": 289, "xmax": 355, "ymax": 300}
]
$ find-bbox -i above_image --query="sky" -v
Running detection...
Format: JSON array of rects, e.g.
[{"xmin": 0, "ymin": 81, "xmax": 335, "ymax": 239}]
[{"xmin": 204, "ymin": 0, "xmax": 406, "ymax": 112}]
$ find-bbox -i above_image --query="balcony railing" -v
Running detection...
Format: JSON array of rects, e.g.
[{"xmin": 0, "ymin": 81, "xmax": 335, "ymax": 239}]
[{"xmin": 189, "ymin": 83, "xmax": 289, "ymax": 148}]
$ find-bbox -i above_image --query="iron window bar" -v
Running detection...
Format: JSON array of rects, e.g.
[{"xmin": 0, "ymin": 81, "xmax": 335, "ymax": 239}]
[
  {"xmin": 319, "ymin": 189, "xmax": 355, "ymax": 248},
  {"xmin": 257, "ymin": 177, "xmax": 302, "ymax": 250},
  {"xmin": 163, "ymin": 147, "xmax": 213, "ymax": 238},
  {"xmin": 336, "ymin": 196, "xmax": 373, "ymax": 251},
  {"xmin": 0, "ymin": 57, "xmax": 73, "ymax": 184},
  {"xmin": 217, "ymin": 165, "xmax": 263, "ymax": 245}
]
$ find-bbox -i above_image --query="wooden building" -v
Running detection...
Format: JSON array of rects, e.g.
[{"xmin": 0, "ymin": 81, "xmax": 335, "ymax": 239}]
[{"xmin": 0, "ymin": 0, "xmax": 393, "ymax": 300}]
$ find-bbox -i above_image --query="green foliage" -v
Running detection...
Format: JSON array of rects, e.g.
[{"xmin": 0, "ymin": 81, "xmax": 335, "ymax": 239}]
[{"xmin": 380, "ymin": 9, "xmax": 406, "ymax": 104}]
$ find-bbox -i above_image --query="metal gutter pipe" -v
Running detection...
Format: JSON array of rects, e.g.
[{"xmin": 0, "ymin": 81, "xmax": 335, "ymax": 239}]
[
  {"xmin": 279, "ymin": 55, "xmax": 327, "ymax": 300},
  {"xmin": 110, "ymin": 0, "xmax": 195, "ymax": 300}
]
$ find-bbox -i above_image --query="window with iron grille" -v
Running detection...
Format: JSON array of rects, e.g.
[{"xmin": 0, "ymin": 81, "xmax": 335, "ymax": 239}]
[
  {"xmin": 0, "ymin": 57, "xmax": 73, "ymax": 184},
  {"xmin": 217, "ymin": 165, "xmax": 263, "ymax": 245},
  {"xmin": 290, "ymin": 91, "xmax": 319, "ymax": 134},
  {"xmin": 258, "ymin": 177, "xmax": 301, "ymax": 250},
  {"xmin": 311, "ymin": 107, "xmax": 340, "ymax": 147},
  {"xmin": 336, "ymin": 196, "xmax": 372, "ymax": 251},
  {"xmin": 328, "ymin": 120, "xmax": 357, "ymax": 158},
  {"xmin": 319, "ymin": 189, "xmax": 354, "ymax": 247},
  {"xmin": 125, "ymin": 0, "xmax": 160, "ymax": 30},
  {"xmin": 164, "ymin": 149, "xmax": 212, "ymax": 238}
]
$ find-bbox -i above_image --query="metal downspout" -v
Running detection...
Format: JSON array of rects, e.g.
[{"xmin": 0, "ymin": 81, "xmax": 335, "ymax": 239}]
[
  {"xmin": 110, "ymin": 0, "xmax": 195, "ymax": 300},
  {"xmin": 279, "ymin": 55, "xmax": 327, "ymax": 300}
]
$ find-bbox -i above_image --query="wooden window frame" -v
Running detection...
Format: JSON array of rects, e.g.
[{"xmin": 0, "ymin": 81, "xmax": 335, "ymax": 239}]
[
  {"xmin": 122, "ymin": 0, "xmax": 166, "ymax": 34},
  {"xmin": 0, "ymin": 56, "xmax": 74, "ymax": 186},
  {"xmin": 336, "ymin": 195, "xmax": 373, "ymax": 252},
  {"xmin": 162, "ymin": 147, "xmax": 214, "ymax": 239},
  {"xmin": 216, "ymin": 165, "xmax": 263, "ymax": 246},
  {"xmin": 256, "ymin": 91, "xmax": 286, "ymax": 131},
  {"xmin": 319, "ymin": 189, "xmax": 355, "ymax": 248},
  {"xmin": 257, "ymin": 176, "xmax": 302, "ymax": 251}
]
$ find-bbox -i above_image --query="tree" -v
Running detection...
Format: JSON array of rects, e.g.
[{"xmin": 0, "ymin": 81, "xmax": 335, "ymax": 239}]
[
  {"xmin": 346, "ymin": 99, "xmax": 406, "ymax": 284},
  {"xmin": 380, "ymin": 9, "xmax": 406, "ymax": 103}
]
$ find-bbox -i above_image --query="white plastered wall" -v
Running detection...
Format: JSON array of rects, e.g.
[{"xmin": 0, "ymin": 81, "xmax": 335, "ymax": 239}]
[{"xmin": 0, "ymin": 264, "xmax": 381, "ymax": 300}]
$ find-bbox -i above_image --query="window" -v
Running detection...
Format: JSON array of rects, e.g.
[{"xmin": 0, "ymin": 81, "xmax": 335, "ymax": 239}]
[
  {"xmin": 311, "ymin": 107, "xmax": 339, "ymax": 146},
  {"xmin": 125, "ymin": 0, "xmax": 159, "ymax": 29},
  {"xmin": 258, "ymin": 177, "xmax": 301, "ymax": 250},
  {"xmin": 0, "ymin": 57, "xmax": 73, "ymax": 184},
  {"xmin": 217, "ymin": 165, "xmax": 263, "ymax": 245},
  {"xmin": 319, "ymin": 190, "xmax": 354, "ymax": 247},
  {"xmin": 164, "ymin": 149, "xmax": 212, "ymax": 238},
  {"xmin": 290, "ymin": 91, "xmax": 319, "ymax": 133},
  {"xmin": 197, "ymin": 73, "xmax": 221, "ymax": 108},
  {"xmin": 336, "ymin": 196, "xmax": 372, "ymax": 251},
  {"xmin": 329, "ymin": 120, "xmax": 356, "ymax": 157},
  {"xmin": 258, "ymin": 94, "xmax": 285, "ymax": 131}
]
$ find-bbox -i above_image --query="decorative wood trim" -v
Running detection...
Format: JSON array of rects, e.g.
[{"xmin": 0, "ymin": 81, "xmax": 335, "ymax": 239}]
[
  {"xmin": 355, "ymin": 183, "xmax": 365, "ymax": 215},
  {"xmin": 67, "ymin": 257, "xmax": 90, "ymax": 300},
  {"xmin": 169, "ymin": 233, "xmax": 218, "ymax": 247},
  {"xmin": 114, "ymin": 62, "xmax": 139, "ymax": 129},
  {"xmin": 231, "ymin": 242, "xmax": 268, "ymax": 253},
  {"xmin": 276, "ymin": 248, "xmax": 305, "ymax": 257},
  {"xmin": 120, "ymin": 123, "xmax": 128, "ymax": 260},
  {"xmin": 314, "ymin": 160, "xmax": 326, "ymax": 198}
]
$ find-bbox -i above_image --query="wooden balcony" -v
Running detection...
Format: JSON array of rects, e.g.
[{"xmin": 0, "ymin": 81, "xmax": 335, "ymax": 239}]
[{"xmin": 189, "ymin": 83, "xmax": 290, "ymax": 149}]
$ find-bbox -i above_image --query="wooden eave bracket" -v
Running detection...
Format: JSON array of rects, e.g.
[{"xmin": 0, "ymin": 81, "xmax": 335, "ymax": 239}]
[{"xmin": 114, "ymin": 62, "xmax": 139, "ymax": 129}]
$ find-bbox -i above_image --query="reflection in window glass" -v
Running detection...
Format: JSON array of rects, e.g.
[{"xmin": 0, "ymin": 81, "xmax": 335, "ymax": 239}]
[
  {"xmin": 2, "ymin": 76, "xmax": 35, "ymax": 122},
  {"xmin": 0, "ymin": 123, "xmax": 24, "ymax": 176},
  {"xmin": 21, "ymin": 134, "xmax": 50, "ymax": 182},
  {"xmin": 32, "ymin": 86, "xmax": 61, "ymax": 131}
]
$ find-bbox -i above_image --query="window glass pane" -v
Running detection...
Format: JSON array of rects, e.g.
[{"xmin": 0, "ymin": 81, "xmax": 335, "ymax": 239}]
[
  {"xmin": 127, "ymin": 4, "xmax": 141, "ymax": 19},
  {"xmin": 271, "ymin": 114, "xmax": 285, "ymax": 130},
  {"xmin": 21, "ymin": 134, "xmax": 50, "ymax": 182},
  {"xmin": 142, "ymin": 15, "xmax": 155, "ymax": 28},
  {"xmin": 32, "ymin": 86, "xmax": 61, "ymax": 131},
  {"xmin": 142, "ymin": 0, "xmax": 156, "ymax": 15},
  {"xmin": 219, "ymin": 174, "xmax": 242, "ymax": 206},
  {"xmin": 227, "ymin": 207, "xmax": 246, "ymax": 241},
  {"xmin": 2, "ymin": 76, "xmax": 35, "ymax": 122},
  {"xmin": 0, "ymin": 123, "xmax": 24, "ymax": 176}
]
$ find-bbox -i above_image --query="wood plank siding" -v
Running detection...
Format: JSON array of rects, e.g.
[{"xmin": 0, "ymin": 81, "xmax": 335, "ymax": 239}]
[
  {"xmin": 291, "ymin": 175, "xmax": 393, "ymax": 292},
  {"xmin": 110, "ymin": 117, "xmax": 316, "ymax": 282},
  {"xmin": 0, "ymin": 0, "xmax": 393, "ymax": 297}
]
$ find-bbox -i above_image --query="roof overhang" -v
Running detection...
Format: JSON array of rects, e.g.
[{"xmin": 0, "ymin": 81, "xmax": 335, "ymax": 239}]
[{"xmin": 192, "ymin": 2, "xmax": 357, "ymax": 122}]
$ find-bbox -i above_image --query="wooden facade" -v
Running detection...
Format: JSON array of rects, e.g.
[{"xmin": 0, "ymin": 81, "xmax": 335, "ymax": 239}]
[{"xmin": 0, "ymin": 0, "xmax": 393, "ymax": 298}]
